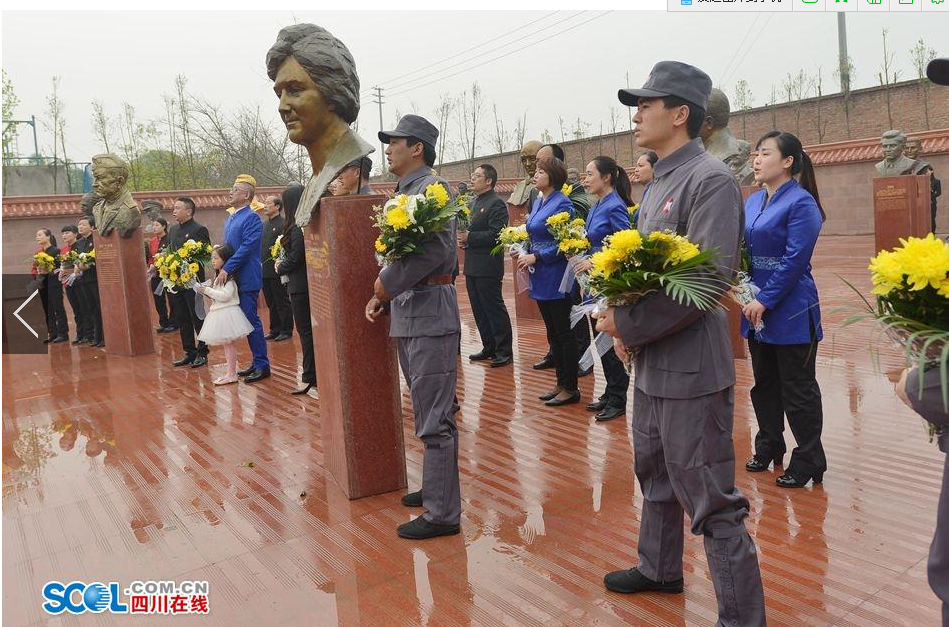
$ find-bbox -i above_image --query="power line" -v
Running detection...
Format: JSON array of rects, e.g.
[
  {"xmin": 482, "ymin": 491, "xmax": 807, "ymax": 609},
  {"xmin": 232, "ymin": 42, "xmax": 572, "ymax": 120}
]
[
  {"xmin": 718, "ymin": 14, "xmax": 761, "ymax": 90},
  {"xmin": 360, "ymin": 11, "xmax": 562, "ymax": 96},
  {"xmin": 376, "ymin": 11, "xmax": 585, "ymax": 97},
  {"xmin": 721, "ymin": 14, "xmax": 775, "ymax": 89},
  {"xmin": 386, "ymin": 11, "xmax": 613, "ymax": 99}
]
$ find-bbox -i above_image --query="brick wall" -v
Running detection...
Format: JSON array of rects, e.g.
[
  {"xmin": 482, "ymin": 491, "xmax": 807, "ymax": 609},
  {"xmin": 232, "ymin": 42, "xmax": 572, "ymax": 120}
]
[{"xmin": 434, "ymin": 79, "xmax": 949, "ymax": 179}]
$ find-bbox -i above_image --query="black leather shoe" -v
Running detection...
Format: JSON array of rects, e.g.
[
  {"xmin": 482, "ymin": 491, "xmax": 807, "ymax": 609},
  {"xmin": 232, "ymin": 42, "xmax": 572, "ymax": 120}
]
[
  {"xmin": 595, "ymin": 406, "xmax": 625, "ymax": 422},
  {"xmin": 173, "ymin": 355, "xmax": 196, "ymax": 367},
  {"xmin": 401, "ymin": 490, "xmax": 423, "ymax": 507},
  {"xmin": 490, "ymin": 356, "xmax": 512, "ymax": 368},
  {"xmin": 539, "ymin": 387, "xmax": 562, "ymax": 401},
  {"xmin": 745, "ymin": 455, "xmax": 782, "ymax": 473},
  {"xmin": 93, "ymin": 341, "xmax": 105, "ymax": 347},
  {"xmin": 578, "ymin": 365, "xmax": 594, "ymax": 377},
  {"xmin": 587, "ymin": 399, "xmax": 608, "ymax": 412},
  {"xmin": 776, "ymin": 471, "xmax": 822, "ymax": 488},
  {"xmin": 52, "ymin": 336, "xmax": 68, "ymax": 343},
  {"xmin": 469, "ymin": 350, "xmax": 494, "ymax": 361},
  {"xmin": 264, "ymin": 332, "xmax": 278, "ymax": 340},
  {"xmin": 190, "ymin": 356, "xmax": 208, "ymax": 368},
  {"xmin": 604, "ymin": 568, "xmax": 683, "ymax": 594},
  {"xmin": 533, "ymin": 356, "xmax": 555, "ymax": 370},
  {"xmin": 43, "ymin": 337, "xmax": 54, "ymax": 344},
  {"xmin": 244, "ymin": 369, "xmax": 271, "ymax": 383},
  {"xmin": 274, "ymin": 333, "xmax": 292, "ymax": 342},
  {"xmin": 71, "ymin": 338, "xmax": 83, "ymax": 345},
  {"xmin": 545, "ymin": 390, "xmax": 581, "ymax": 407},
  {"xmin": 237, "ymin": 365, "xmax": 255, "ymax": 377},
  {"xmin": 290, "ymin": 383, "xmax": 313, "ymax": 395},
  {"xmin": 397, "ymin": 516, "xmax": 460, "ymax": 539}
]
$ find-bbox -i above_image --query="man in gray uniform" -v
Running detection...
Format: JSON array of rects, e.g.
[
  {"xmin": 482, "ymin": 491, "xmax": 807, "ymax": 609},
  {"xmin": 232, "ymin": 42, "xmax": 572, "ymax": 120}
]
[
  {"xmin": 597, "ymin": 61, "xmax": 766, "ymax": 627},
  {"xmin": 365, "ymin": 114, "xmax": 461, "ymax": 540}
]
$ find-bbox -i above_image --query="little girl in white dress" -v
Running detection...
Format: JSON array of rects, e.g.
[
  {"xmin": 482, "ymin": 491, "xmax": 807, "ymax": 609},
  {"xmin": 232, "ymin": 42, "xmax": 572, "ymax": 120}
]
[{"xmin": 196, "ymin": 244, "xmax": 253, "ymax": 385}]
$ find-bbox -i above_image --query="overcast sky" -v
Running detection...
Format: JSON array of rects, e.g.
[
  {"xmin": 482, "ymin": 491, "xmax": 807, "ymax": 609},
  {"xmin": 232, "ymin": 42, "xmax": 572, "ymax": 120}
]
[{"xmin": 2, "ymin": 10, "xmax": 946, "ymax": 169}]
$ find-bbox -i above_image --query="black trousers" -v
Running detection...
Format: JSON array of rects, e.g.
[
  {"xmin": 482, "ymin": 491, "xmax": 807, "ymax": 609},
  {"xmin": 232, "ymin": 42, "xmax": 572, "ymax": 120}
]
[
  {"xmin": 40, "ymin": 278, "xmax": 69, "ymax": 339},
  {"xmin": 747, "ymin": 332, "xmax": 827, "ymax": 478},
  {"xmin": 465, "ymin": 275, "xmax": 513, "ymax": 359},
  {"xmin": 150, "ymin": 277, "xmax": 175, "ymax": 329},
  {"xmin": 290, "ymin": 292, "xmax": 316, "ymax": 385},
  {"xmin": 64, "ymin": 284, "xmax": 81, "ymax": 338},
  {"xmin": 262, "ymin": 277, "xmax": 294, "ymax": 336},
  {"xmin": 544, "ymin": 303, "xmax": 591, "ymax": 362},
  {"xmin": 78, "ymin": 281, "xmax": 103, "ymax": 344},
  {"xmin": 173, "ymin": 289, "xmax": 208, "ymax": 358},
  {"xmin": 537, "ymin": 297, "xmax": 579, "ymax": 392},
  {"xmin": 587, "ymin": 315, "xmax": 629, "ymax": 409}
]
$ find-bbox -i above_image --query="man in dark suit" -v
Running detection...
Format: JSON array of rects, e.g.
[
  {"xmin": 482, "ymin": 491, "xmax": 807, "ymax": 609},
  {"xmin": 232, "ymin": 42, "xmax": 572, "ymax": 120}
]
[
  {"xmin": 168, "ymin": 197, "xmax": 211, "ymax": 368},
  {"xmin": 75, "ymin": 216, "xmax": 104, "ymax": 347},
  {"xmin": 459, "ymin": 164, "xmax": 512, "ymax": 367},
  {"xmin": 260, "ymin": 195, "xmax": 293, "ymax": 341}
]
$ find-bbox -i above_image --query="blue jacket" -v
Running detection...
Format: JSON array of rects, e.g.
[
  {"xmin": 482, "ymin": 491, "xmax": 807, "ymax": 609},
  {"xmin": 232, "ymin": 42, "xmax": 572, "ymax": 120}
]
[
  {"xmin": 586, "ymin": 190, "xmax": 631, "ymax": 253},
  {"xmin": 742, "ymin": 179, "xmax": 823, "ymax": 344},
  {"xmin": 526, "ymin": 190, "xmax": 574, "ymax": 301},
  {"xmin": 222, "ymin": 205, "xmax": 264, "ymax": 292}
]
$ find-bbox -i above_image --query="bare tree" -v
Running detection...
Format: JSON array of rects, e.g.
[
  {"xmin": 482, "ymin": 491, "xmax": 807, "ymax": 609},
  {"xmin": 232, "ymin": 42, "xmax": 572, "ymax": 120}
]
[
  {"xmin": 910, "ymin": 37, "xmax": 938, "ymax": 130},
  {"xmin": 557, "ymin": 117, "xmax": 567, "ymax": 144},
  {"xmin": 175, "ymin": 75, "xmax": 198, "ymax": 187},
  {"xmin": 90, "ymin": 99, "xmax": 112, "ymax": 154},
  {"xmin": 573, "ymin": 118, "xmax": 591, "ymax": 168},
  {"xmin": 781, "ymin": 69, "xmax": 813, "ymax": 136},
  {"xmin": 433, "ymin": 93, "xmax": 454, "ymax": 168},
  {"xmin": 625, "ymin": 72, "xmax": 635, "ymax": 162},
  {"xmin": 161, "ymin": 94, "xmax": 179, "ymax": 188},
  {"xmin": 608, "ymin": 107, "xmax": 620, "ymax": 160},
  {"xmin": 541, "ymin": 129, "xmax": 553, "ymax": 145},
  {"xmin": 878, "ymin": 28, "xmax": 899, "ymax": 130},
  {"xmin": 813, "ymin": 68, "xmax": 829, "ymax": 144},
  {"xmin": 732, "ymin": 79, "xmax": 753, "ymax": 140},
  {"xmin": 833, "ymin": 55, "xmax": 857, "ymax": 138},
  {"xmin": 2, "ymin": 70, "xmax": 18, "ymax": 159},
  {"xmin": 513, "ymin": 110, "xmax": 528, "ymax": 152},
  {"xmin": 44, "ymin": 76, "xmax": 65, "ymax": 192},
  {"xmin": 455, "ymin": 82, "xmax": 484, "ymax": 173},
  {"xmin": 489, "ymin": 103, "xmax": 510, "ymax": 176},
  {"xmin": 766, "ymin": 85, "xmax": 778, "ymax": 131}
]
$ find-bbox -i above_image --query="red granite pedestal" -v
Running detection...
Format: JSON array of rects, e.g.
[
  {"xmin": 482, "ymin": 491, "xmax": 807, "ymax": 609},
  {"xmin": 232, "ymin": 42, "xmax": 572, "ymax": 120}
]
[
  {"xmin": 95, "ymin": 229, "xmax": 155, "ymax": 357},
  {"xmin": 507, "ymin": 202, "xmax": 542, "ymax": 321},
  {"xmin": 872, "ymin": 175, "xmax": 933, "ymax": 253},
  {"xmin": 304, "ymin": 195, "xmax": 406, "ymax": 500}
]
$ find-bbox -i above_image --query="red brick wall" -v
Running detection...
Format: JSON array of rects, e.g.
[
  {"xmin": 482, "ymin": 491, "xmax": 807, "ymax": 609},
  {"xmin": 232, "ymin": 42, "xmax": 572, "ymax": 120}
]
[{"xmin": 435, "ymin": 79, "xmax": 949, "ymax": 179}]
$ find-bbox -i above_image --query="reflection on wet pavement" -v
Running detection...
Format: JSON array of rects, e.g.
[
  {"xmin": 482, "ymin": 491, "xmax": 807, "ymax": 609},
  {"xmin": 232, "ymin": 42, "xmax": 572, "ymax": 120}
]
[{"xmin": 2, "ymin": 235, "xmax": 942, "ymax": 626}]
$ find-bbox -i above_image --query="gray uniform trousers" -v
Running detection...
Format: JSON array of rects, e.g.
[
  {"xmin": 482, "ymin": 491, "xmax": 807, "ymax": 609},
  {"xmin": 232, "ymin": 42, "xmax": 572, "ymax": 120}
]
[
  {"xmin": 632, "ymin": 386, "xmax": 766, "ymax": 627},
  {"xmin": 397, "ymin": 333, "xmax": 462, "ymax": 525},
  {"xmin": 931, "ymin": 449, "xmax": 949, "ymax": 626}
]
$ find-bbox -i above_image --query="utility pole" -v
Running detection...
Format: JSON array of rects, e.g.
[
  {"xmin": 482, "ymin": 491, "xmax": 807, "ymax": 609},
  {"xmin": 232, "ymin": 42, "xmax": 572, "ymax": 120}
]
[
  {"xmin": 837, "ymin": 13, "xmax": 850, "ymax": 94},
  {"xmin": 372, "ymin": 86, "xmax": 385, "ymax": 174}
]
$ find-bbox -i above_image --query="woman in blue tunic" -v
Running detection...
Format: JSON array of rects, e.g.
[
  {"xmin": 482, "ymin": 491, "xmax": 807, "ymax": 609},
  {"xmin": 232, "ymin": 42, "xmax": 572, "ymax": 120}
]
[
  {"xmin": 577, "ymin": 156, "xmax": 633, "ymax": 421},
  {"xmin": 517, "ymin": 158, "xmax": 581, "ymax": 407},
  {"xmin": 741, "ymin": 131, "xmax": 827, "ymax": 488}
]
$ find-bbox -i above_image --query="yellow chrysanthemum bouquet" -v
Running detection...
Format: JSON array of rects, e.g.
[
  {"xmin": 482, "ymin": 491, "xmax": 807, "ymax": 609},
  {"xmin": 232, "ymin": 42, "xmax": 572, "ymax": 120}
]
[
  {"xmin": 33, "ymin": 251, "xmax": 58, "ymax": 274},
  {"xmin": 544, "ymin": 211, "xmax": 592, "ymax": 293},
  {"xmin": 491, "ymin": 225, "xmax": 529, "ymax": 257},
  {"xmin": 77, "ymin": 249, "xmax": 96, "ymax": 269},
  {"xmin": 842, "ymin": 234, "xmax": 949, "ymax": 425},
  {"xmin": 372, "ymin": 183, "xmax": 466, "ymax": 265},
  {"xmin": 587, "ymin": 229, "xmax": 724, "ymax": 310},
  {"xmin": 154, "ymin": 239, "xmax": 213, "ymax": 293}
]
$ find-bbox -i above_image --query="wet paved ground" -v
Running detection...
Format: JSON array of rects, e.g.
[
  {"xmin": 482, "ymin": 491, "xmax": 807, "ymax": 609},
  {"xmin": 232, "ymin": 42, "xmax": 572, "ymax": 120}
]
[{"xmin": 2, "ymin": 235, "xmax": 943, "ymax": 626}]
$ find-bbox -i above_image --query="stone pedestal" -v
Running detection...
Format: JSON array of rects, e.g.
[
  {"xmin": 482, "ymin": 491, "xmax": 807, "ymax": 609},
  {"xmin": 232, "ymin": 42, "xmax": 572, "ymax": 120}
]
[
  {"xmin": 872, "ymin": 175, "xmax": 933, "ymax": 253},
  {"xmin": 95, "ymin": 229, "xmax": 155, "ymax": 357},
  {"xmin": 507, "ymin": 203, "xmax": 542, "ymax": 321},
  {"xmin": 304, "ymin": 195, "xmax": 406, "ymax": 500}
]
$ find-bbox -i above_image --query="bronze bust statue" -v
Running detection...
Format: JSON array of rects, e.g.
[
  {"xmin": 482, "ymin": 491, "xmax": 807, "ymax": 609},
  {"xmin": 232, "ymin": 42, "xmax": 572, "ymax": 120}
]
[
  {"xmin": 875, "ymin": 130, "xmax": 929, "ymax": 177},
  {"xmin": 508, "ymin": 140, "xmax": 542, "ymax": 206},
  {"xmin": 267, "ymin": 23, "xmax": 374, "ymax": 226},
  {"xmin": 700, "ymin": 89, "xmax": 754, "ymax": 186},
  {"xmin": 80, "ymin": 191, "xmax": 101, "ymax": 217},
  {"xmin": 90, "ymin": 154, "xmax": 141, "ymax": 238}
]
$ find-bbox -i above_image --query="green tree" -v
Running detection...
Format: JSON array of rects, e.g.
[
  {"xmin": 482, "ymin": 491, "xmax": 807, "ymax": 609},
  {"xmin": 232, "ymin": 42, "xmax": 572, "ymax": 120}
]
[{"xmin": 2, "ymin": 69, "xmax": 19, "ymax": 159}]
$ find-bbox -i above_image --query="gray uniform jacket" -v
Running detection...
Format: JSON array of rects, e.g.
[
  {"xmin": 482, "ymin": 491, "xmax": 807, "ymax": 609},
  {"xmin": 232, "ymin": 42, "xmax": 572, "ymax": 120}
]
[
  {"xmin": 379, "ymin": 166, "xmax": 460, "ymax": 339},
  {"xmin": 908, "ymin": 367, "xmax": 949, "ymax": 451},
  {"xmin": 615, "ymin": 138, "xmax": 742, "ymax": 400}
]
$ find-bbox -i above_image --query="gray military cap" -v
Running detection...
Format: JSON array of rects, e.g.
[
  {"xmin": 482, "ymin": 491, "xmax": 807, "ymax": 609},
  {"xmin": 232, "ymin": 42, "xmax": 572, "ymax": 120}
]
[
  {"xmin": 618, "ymin": 60, "xmax": 712, "ymax": 111},
  {"xmin": 379, "ymin": 114, "xmax": 439, "ymax": 148},
  {"xmin": 928, "ymin": 58, "xmax": 949, "ymax": 86}
]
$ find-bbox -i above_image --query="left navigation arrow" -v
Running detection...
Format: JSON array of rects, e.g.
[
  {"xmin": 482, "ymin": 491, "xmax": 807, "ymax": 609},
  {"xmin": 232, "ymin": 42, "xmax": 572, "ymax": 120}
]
[{"xmin": 14, "ymin": 289, "xmax": 40, "ymax": 339}]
